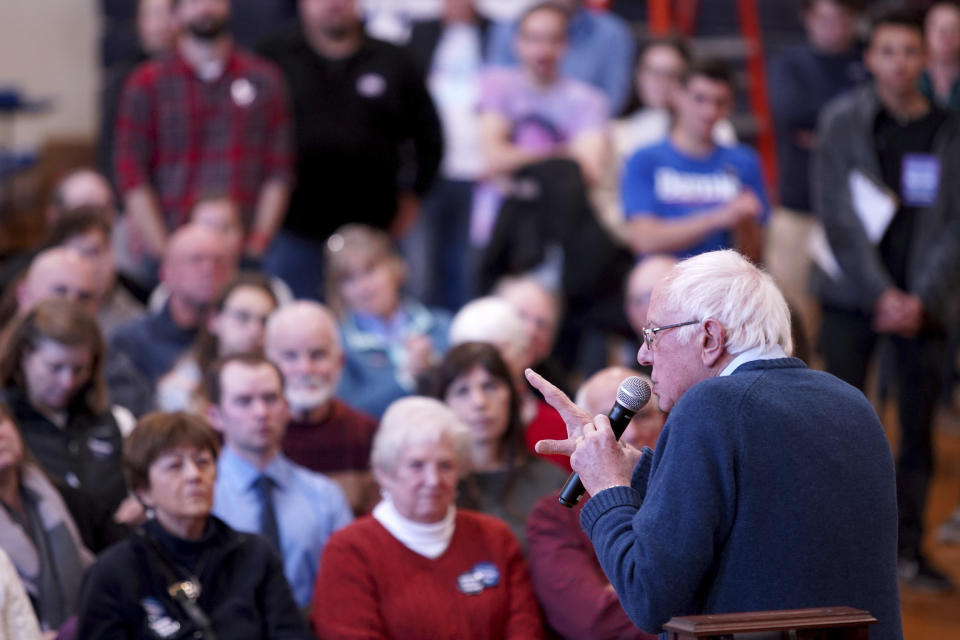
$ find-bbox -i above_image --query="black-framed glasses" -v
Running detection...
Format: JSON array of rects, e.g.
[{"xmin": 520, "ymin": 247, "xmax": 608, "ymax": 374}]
[{"xmin": 641, "ymin": 319, "xmax": 700, "ymax": 351}]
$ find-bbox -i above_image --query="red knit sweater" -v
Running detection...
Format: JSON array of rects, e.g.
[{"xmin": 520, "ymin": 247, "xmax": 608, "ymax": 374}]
[{"xmin": 310, "ymin": 510, "xmax": 544, "ymax": 639}]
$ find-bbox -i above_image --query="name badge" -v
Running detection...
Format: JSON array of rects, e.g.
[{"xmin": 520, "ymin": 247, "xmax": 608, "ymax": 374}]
[
  {"xmin": 456, "ymin": 562, "xmax": 500, "ymax": 595},
  {"xmin": 901, "ymin": 153, "xmax": 940, "ymax": 207},
  {"xmin": 141, "ymin": 597, "xmax": 182, "ymax": 638},
  {"xmin": 231, "ymin": 77, "xmax": 257, "ymax": 107}
]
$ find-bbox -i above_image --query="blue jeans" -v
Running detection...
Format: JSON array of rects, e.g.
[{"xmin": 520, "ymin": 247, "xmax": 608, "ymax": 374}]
[
  {"xmin": 400, "ymin": 178, "xmax": 474, "ymax": 311},
  {"xmin": 263, "ymin": 229, "xmax": 325, "ymax": 301}
]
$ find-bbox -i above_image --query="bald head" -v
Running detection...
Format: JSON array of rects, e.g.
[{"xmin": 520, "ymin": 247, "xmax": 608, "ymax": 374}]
[
  {"xmin": 264, "ymin": 302, "xmax": 344, "ymax": 416},
  {"xmin": 161, "ymin": 224, "xmax": 233, "ymax": 308},
  {"xmin": 495, "ymin": 276, "xmax": 560, "ymax": 365},
  {"xmin": 450, "ymin": 296, "xmax": 531, "ymax": 376},
  {"xmin": 49, "ymin": 169, "xmax": 115, "ymax": 224},
  {"xmin": 625, "ymin": 255, "xmax": 678, "ymax": 335},
  {"xmin": 576, "ymin": 366, "xmax": 664, "ymax": 450},
  {"xmin": 18, "ymin": 247, "xmax": 101, "ymax": 315}
]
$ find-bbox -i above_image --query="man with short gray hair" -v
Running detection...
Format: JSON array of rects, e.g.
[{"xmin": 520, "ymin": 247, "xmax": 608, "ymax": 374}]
[
  {"xmin": 264, "ymin": 301, "xmax": 378, "ymax": 514},
  {"xmin": 531, "ymin": 250, "xmax": 902, "ymax": 639}
]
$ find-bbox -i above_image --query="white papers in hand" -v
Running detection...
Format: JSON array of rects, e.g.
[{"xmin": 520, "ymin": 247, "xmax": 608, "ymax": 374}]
[
  {"xmin": 807, "ymin": 170, "xmax": 898, "ymax": 281},
  {"xmin": 849, "ymin": 169, "xmax": 897, "ymax": 243}
]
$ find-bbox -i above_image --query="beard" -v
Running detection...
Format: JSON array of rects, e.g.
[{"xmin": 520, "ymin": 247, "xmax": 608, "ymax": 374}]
[
  {"xmin": 285, "ymin": 375, "xmax": 337, "ymax": 414},
  {"xmin": 187, "ymin": 15, "xmax": 230, "ymax": 41}
]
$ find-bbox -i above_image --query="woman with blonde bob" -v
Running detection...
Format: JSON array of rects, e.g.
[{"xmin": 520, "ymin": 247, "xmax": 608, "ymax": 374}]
[{"xmin": 310, "ymin": 396, "xmax": 544, "ymax": 639}]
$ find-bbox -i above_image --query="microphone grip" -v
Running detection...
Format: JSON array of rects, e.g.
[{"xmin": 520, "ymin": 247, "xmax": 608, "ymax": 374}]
[{"xmin": 558, "ymin": 403, "xmax": 636, "ymax": 508}]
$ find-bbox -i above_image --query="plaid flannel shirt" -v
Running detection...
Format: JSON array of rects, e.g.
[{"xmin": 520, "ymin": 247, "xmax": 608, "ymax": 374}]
[{"xmin": 114, "ymin": 47, "xmax": 293, "ymax": 230}]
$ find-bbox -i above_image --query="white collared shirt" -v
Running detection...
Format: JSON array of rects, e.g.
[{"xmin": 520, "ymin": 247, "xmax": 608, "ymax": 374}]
[{"xmin": 719, "ymin": 344, "xmax": 788, "ymax": 377}]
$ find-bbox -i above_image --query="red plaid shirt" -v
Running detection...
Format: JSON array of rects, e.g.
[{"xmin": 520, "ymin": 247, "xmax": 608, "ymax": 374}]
[{"xmin": 114, "ymin": 47, "xmax": 293, "ymax": 230}]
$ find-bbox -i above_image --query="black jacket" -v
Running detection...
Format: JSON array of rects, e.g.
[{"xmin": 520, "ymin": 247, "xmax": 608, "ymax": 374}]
[
  {"xmin": 3, "ymin": 388, "xmax": 127, "ymax": 515},
  {"xmin": 76, "ymin": 517, "xmax": 311, "ymax": 640}
]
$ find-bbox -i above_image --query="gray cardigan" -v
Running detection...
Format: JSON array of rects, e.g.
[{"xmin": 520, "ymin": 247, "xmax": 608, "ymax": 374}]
[{"xmin": 811, "ymin": 84, "xmax": 960, "ymax": 324}]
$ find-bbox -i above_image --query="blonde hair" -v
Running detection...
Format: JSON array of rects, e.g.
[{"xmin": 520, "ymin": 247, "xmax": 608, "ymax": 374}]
[{"xmin": 323, "ymin": 224, "xmax": 404, "ymax": 316}]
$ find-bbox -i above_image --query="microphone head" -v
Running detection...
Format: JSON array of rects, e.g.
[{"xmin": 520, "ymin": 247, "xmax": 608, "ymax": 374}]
[{"xmin": 617, "ymin": 376, "xmax": 651, "ymax": 412}]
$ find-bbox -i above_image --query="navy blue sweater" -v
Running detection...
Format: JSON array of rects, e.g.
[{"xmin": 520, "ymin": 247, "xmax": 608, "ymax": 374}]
[{"xmin": 581, "ymin": 358, "xmax": 902, "ymax": 639}]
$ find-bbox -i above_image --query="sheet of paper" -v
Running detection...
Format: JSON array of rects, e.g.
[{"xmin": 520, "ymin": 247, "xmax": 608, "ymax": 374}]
[
  {"xmin": 849, "ymin": 169, "xmax": 897, "ymax": 243},
  {"xmin": 807, "ymin": 223, "xmax": 842, "ymax": 281}
]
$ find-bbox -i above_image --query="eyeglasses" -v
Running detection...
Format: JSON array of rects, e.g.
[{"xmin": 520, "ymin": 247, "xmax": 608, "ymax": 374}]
[{"xmin": 641, "ymin": 319, "xmax": 700, "ymax": 351}]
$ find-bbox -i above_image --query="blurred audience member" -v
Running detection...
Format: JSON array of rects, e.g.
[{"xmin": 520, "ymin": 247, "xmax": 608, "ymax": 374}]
[
  {"xmin": 494, "ymin": 275, "xmax": 569, "ymax": 394},
  {"xmin": 46, "ymin": 168, "xmax": 118, "ymax": 225},
  {"xmin": 449, "ymin": 296, "xmax": 569, "ymax": 471},
  {"xmin": 208, "ymin": 353, "xmax": 352, "ymax": 609},
  {"xmin": 0, "ymin": 548, "xmax": 43, "ymax": 640},
  {"xmin": 257, "ymin": 0, "xmax": 443, "ymax": 299},
  {"xmin": 188, "ymin": 195, "xmax": 294, "ymax": 301},
  {"xmin": 404, "ymin": 0, "xmax": 492, "ymax": 310},
  {"xmin": 310, "ymin": 396, "xmax": 544, "ymax": 639},
  {"xmin": 813, "ymin": 7, "xmax": 960, "ymax": 593},
  {"xmin": 10, "ymin": 248, "xmax": 100, "ymax": 326},
  {"xmin": 431, "ymin": 342, "xmax": 566, "ymax": 548},
  {"xmin": 114, "ymin": 0, "xmax": 293, "ymax": 268},
  {"xmin": 0, "ymin": 404, "xmax": 94, "ymax": 635},
  {"xmin": 0, "ymin": 300, "xmax": 138, "ymax": 523},
  {"xmin": 621, "ymin": 60, "xmax": 769, "ymax": 263},
  {"xmin": 596, "ymin": 37, "xmax": 737, "ymax": 248},
  {"xmin": 923, "ymin": 1, "xmax": 960, "ymax": 111},
  {"xmin": 109, "ymin": 224, "xmax": 233, "ymax": 394},
  {"xmin": 157, "ymin": 273, "xmax": 277, "ymax": 411},
  {"xmin": 98, "ymin": 0, "xmax": 177, "ymax": 185},
  {"xmin": 43, "ymin": 208, "xmax": 146, "ymax": 336},
  {"xmin": 264, "ymin": 302, "xmax": 379, "ymax": 515},
  {"xmin": 617, "ymin": 37, "xmax": 736, "ymax": 155},
  {"xmin": 767, "ymin": 0, "xmax": 865, "ymax": 339},
  {"xmin": 325, "ymin": 224, "xmax": 451, "ymax": 419},
  {"xmin": 526, "ymin": 367, "xmax": 663, "ymax": 640},
  {"xmin": 77, "ymin": 412, "xmax": 311, "ymax": 639},
  {"xmin": 474, "ymin": 3, "xmax": 608, "ymax": 253},
  {"xmin": 623, "ymin": 255, "xmax": 678, "ymax": 339},
  {"xmin": 487, "ymin": 0, "xmax": 635, "ymax": 115}
]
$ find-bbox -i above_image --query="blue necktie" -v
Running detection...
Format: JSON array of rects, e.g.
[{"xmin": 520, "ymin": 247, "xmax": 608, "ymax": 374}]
[{"xmin": 253, "ymin": 474, "xmax": 281, "ymax": 551}]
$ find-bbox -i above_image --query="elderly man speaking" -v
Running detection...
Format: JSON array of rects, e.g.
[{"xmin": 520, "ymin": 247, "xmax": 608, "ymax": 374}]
[{"xmin": 529, "ymin": 250, "xmax": 902, "ymax": 639}]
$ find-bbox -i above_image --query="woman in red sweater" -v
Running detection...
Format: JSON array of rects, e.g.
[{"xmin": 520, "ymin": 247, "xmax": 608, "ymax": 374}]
[{"xmin": 310, "ymin": 396, "xmax": 543, "ymax": 639}]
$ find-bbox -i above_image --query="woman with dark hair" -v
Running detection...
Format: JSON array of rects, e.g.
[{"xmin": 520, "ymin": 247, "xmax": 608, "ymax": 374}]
[
  {"xmin": 0, "ymin": 298, "xmax": 137, "ymax": 523},
  {"xmin": 0, "ymin": 402, "xmax": 93, "ymax": 635},
  {"xmin": 430, "ymin": 342, "xmax": 566, "ymax": 548},
  {"xmin": 77, "ymin": 411, "xmax": 311, "ymax": 639},
  {"xmin": 157, "ymin": 272, "xmax": 278, "ymax": 412}
]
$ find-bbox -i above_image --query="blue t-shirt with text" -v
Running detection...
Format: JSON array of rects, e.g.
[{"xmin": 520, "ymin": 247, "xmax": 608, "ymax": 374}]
[{"xmin": 621, "ymin": 140, "xmax": 770, "ymax": 258}]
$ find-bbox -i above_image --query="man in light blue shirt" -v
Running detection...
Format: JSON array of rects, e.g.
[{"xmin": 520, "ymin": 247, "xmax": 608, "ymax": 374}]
[
  {"xmin": 486, "ymin": 0, "xmax": 635, "ymax": 115},
  {"xmin": 209, "ymin": 352, "xmax": 353, "ymax": 609}
]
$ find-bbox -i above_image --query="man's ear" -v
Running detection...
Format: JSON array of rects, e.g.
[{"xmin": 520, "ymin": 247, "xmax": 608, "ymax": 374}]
[{"xmin": 700, "ymin": 318, "xmax": 726, "ymax": 368}]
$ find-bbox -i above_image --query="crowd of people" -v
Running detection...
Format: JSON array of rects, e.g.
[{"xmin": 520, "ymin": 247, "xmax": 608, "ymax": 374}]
[{"xmin": 2, "ymin": 0, "xmax": 960, "ymax": 638}]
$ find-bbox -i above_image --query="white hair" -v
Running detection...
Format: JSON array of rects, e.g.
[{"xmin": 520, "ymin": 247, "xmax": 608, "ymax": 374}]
[
  {"xmin": 448, "ymin": 297, "xmax": 529, "ymax": 359},
  {"xmin": 658, "ymin": 250, "xmax": 792, "ymax": 356},
  {"xmin": 371, "ymin": 396, "xmax": 472, "ymax": 477}
]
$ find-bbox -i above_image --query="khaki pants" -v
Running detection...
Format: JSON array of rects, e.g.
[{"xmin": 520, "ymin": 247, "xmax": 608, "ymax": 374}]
[{"xmin": 764, "ymin": 207, "xmax": 820, "ymax": 348}]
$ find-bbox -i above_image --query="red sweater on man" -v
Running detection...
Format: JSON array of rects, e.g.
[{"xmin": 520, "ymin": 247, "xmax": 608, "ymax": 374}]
[{"xmin": 311, "ymin": 510, "xmax": 543, "ymax": 639}]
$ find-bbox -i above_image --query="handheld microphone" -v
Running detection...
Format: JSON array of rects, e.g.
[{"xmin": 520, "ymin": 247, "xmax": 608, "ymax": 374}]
[{"xmin": 558, "ymin": 376, "xmax": 652, "ymax": 508}]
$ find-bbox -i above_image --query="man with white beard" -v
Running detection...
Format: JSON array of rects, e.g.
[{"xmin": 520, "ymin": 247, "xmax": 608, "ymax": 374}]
[{"xmin": 264, "ymin": 301, "xmax": 379, "ymax": 514}]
